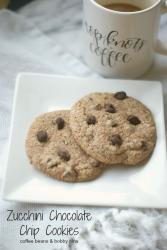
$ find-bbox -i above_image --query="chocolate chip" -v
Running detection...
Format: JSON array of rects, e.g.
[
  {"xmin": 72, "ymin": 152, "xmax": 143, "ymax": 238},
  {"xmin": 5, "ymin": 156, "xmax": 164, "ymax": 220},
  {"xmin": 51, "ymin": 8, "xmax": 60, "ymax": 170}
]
[
  {"xmin": 53, "ymin": 117, "xmax": 65, "ymax": 130},
  {"xmin": 141, "ymin": 141, "xmax": 147, "ymax": 150},
  {"xmin": 105, "ymin": 104, "xmax": 116, "ymax": 113},
  {"xmin": 94, "ymin": 162, "xmax": 100, "ymax": 167},
  {"xmin": 114, "ymin": 91, "xmax": 127, "ymax": 100},
  {"xmin": 128, "ymin": 115, "xmax": 141, "ymax": 125},
  {"xmin": 37, "ymin": 131, "xmax": 48, "ymax": 143},
  {"xmin": 112, "ymin": 123, "xmax": 118, "ymax": 127},
  {"xmin": 58, "ymin": 149, "xmax": 71, "ymax": 161},
  {"xmin": 87, "ymin": 115, "xmax": 97, "ymax": 125},
  {"xmin": 109, "ymin": 134, "xmax": 122, "ymax": 146}
]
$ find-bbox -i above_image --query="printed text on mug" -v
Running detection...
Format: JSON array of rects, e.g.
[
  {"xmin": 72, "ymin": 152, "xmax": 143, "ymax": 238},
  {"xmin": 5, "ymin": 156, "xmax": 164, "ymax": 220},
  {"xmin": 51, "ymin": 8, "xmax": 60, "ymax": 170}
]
[{"xmin": 85, "ymin": 22, "xmax": 146, "ymax": 68}]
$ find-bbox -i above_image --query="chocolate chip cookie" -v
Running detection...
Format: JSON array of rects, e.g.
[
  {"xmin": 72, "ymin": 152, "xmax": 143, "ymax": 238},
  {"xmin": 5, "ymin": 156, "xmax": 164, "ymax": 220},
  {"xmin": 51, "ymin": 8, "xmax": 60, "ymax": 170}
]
[
  {"xmin": 25, "ymin": 111, "xmax": 103, "ymax": 182},
  {"xmin": 70, "ymin": 92, "xmax": 156, "ymax": 165}
]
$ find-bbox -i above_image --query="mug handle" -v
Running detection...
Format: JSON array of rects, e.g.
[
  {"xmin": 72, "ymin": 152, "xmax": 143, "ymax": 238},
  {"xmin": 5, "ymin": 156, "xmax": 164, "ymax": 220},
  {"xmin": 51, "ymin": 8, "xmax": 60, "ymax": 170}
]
[
  {"xmin": 161, "ymin": 0, "xmax": 167, "ymax": 13},
  {"xmin": 155, "ymin": 0, "xmax": 167, "ymax": 55}
]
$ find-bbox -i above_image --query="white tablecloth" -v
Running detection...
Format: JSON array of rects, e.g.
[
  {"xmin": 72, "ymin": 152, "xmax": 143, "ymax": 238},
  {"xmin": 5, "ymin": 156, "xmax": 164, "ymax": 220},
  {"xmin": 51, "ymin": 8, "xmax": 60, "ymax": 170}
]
[{"xmin": 0, "ymin": 1, "xmax": 167, "ymax": 249}]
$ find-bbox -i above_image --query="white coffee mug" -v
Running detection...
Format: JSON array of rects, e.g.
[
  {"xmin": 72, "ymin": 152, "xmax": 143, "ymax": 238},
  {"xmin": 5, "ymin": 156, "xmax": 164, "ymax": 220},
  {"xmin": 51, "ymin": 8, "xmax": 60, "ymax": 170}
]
[{"xmin": 83, "ymin": 0, "xmax": 167, "ymax": 78}]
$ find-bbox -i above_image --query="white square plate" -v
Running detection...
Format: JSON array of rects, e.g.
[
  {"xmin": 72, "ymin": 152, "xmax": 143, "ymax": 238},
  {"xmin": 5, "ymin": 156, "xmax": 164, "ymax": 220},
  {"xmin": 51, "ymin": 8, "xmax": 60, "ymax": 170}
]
[{"xmin": 2, "ymin": 73, "xmax": 167, "ymax": 208}]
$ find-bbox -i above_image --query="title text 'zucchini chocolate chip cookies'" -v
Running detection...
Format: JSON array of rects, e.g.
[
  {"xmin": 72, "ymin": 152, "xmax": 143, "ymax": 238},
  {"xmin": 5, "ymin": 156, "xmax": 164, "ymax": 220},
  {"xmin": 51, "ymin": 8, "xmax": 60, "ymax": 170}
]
[
  {"xmin": 26, "ymin": 111, "xmax": 104, "ymax": 182},
  {"xmin": 70, "ymin": 92, "xmax": 156, "ymax": 165}
]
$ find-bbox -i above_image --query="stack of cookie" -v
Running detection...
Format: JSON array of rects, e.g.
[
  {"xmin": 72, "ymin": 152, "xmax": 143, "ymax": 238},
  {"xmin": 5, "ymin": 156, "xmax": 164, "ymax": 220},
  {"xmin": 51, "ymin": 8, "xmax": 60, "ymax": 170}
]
[{"xmin": 26, "ymin": 92, "xmax": 156, "ymax": 183}]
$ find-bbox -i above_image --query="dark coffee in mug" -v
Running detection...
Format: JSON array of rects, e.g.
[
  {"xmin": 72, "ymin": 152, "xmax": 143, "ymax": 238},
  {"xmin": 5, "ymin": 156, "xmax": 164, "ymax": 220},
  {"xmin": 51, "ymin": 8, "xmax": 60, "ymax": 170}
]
[{"xmin": 103, "ymin": 3, "xmax": 141, "ymax": 12}]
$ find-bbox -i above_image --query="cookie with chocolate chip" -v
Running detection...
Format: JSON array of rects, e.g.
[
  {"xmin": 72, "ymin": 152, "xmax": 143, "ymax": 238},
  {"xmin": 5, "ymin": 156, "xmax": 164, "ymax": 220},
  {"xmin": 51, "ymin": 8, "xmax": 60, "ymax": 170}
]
[
  {"xmin": 25, "ymin": 111, "xmax": 104, "ymax": 182},
  {"xmin": 70, "ymin": 92, "xmax": 156, "ymax": 165}
]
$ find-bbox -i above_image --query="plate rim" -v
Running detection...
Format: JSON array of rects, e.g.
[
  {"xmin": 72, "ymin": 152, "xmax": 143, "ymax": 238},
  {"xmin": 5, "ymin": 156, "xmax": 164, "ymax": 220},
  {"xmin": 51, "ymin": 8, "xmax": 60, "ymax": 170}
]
[{"xmin": 2, "ymin": 72, "xmax": 167, "ymax": 208}]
